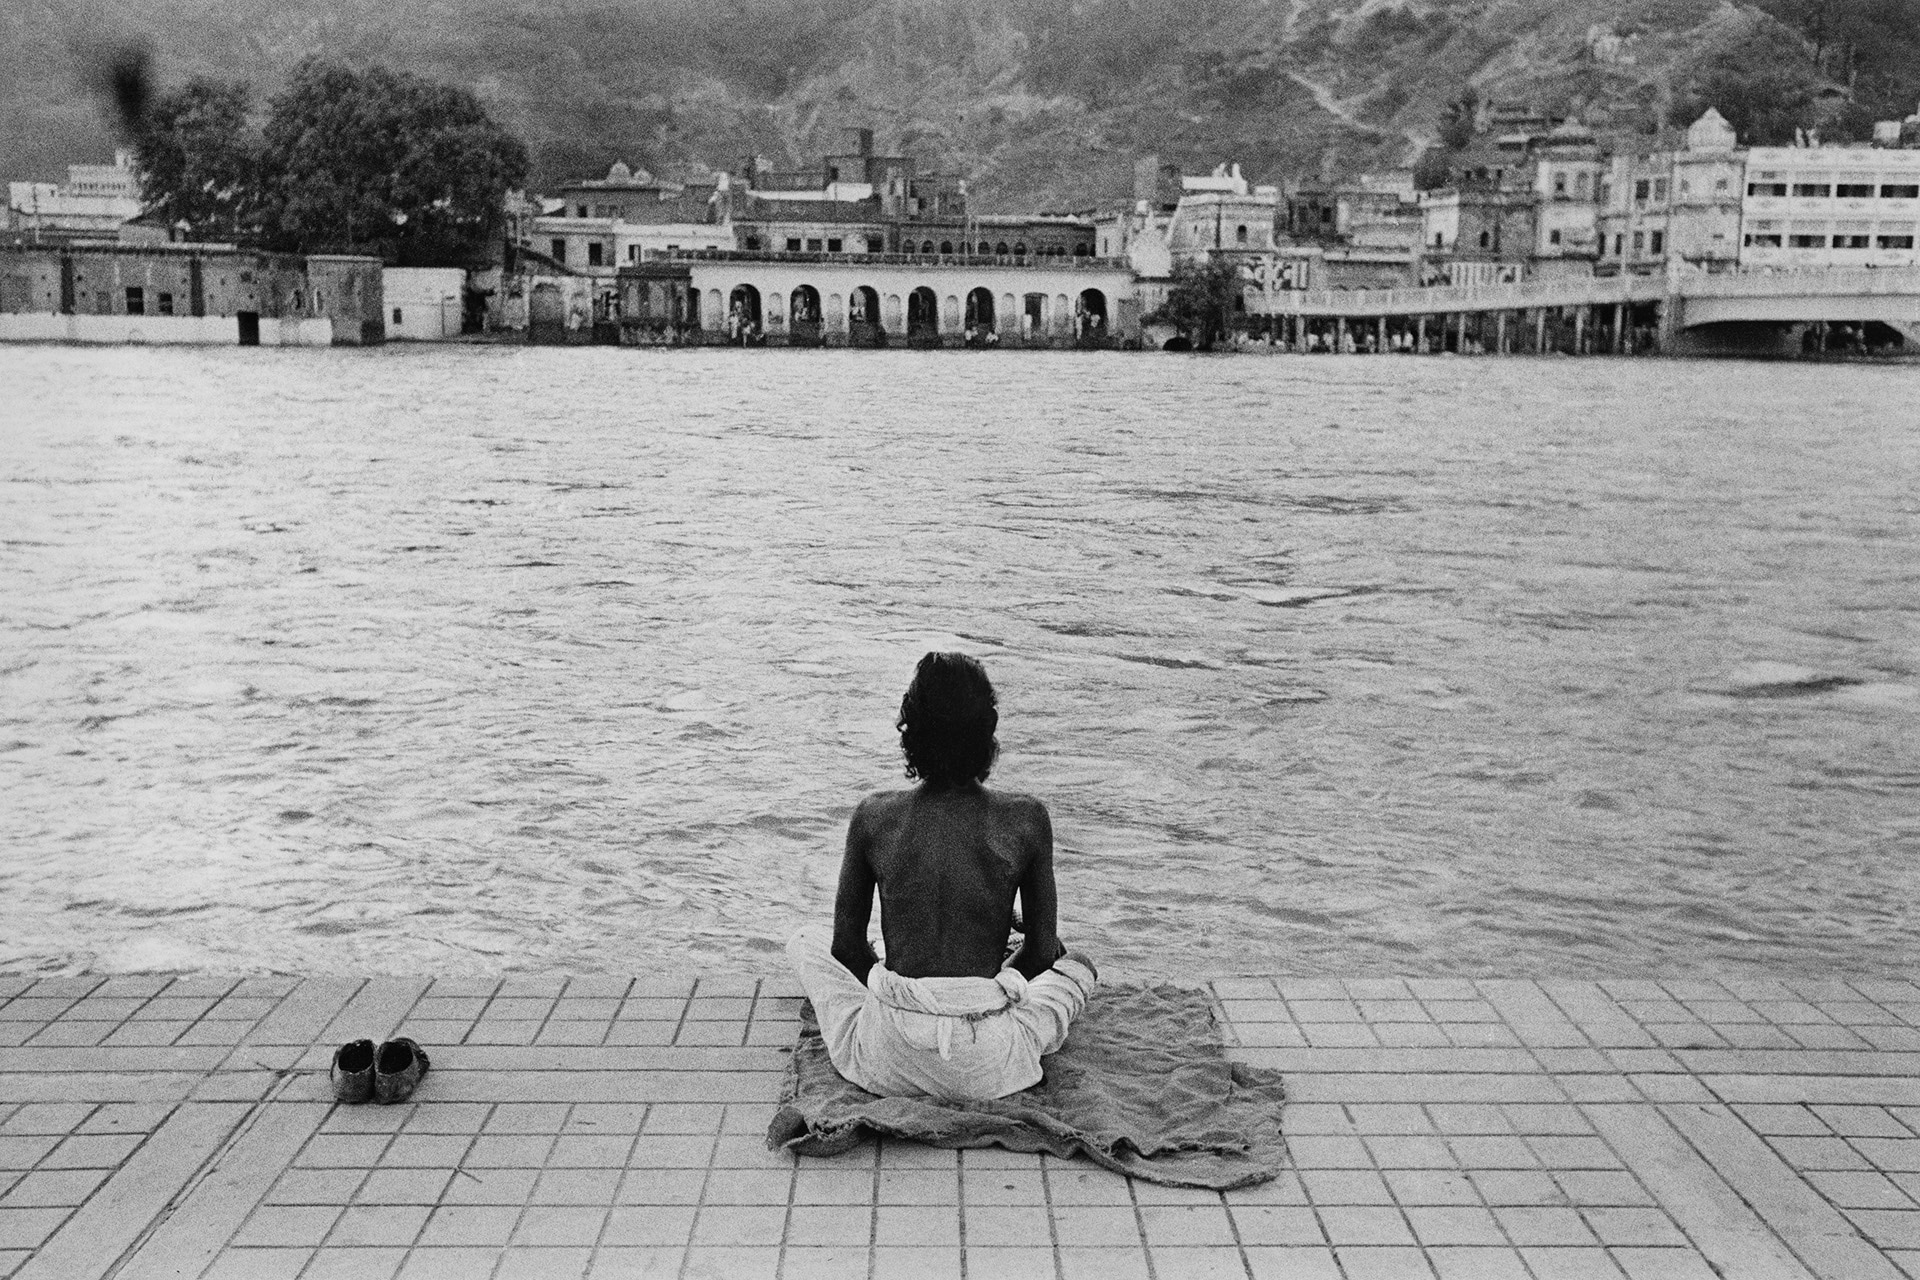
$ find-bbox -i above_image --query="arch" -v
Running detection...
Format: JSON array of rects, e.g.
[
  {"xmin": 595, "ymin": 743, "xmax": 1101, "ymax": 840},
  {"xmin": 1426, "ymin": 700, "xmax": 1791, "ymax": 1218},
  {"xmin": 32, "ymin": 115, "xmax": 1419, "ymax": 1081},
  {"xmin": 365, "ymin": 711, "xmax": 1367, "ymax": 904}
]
[
  {"xmin": 849, "ymin": 285, "xmax": 884, "ymax": 347},
  {"xmin": 1077, "ymin": 288, "xmax": 1109, "ymax": 342},
  {"xmin": 789, "ymin": 284, "xmax": 822, "ymax": 346},
  {"xmin": 704, "ymin": 288, "xmax": 724, "ymax": 330},
  {"xmin": 907, "ymin": 286, "xmax": 940, "ymax": 345},
  {"xmin": 940, "ymin": 240, "xmax": 954, "ymax": 256},
  {"xmin": 996, "ymin": 241, "xmax": 1010, "ymax": 256},
  {"xmin": 1235, "ymin": 224, "xmax": 1248, "ymax": 244},
  {"xmin": 965, "ymin": 287, "xmax": 997, "ymax": 338},
  {"xmin": 1022, "ymin": 292, "xmax": 1046, "ymax": 338},
  {"xmin": 1013, "ymin": 242, "xmax": 1027, "ymax": 258},
  {"xmin": 726, "ymin": 284, "xmax": 762, "ymax": 343},
  {"xmin": 1073, "ymin": 243, "xmax": 1091, "ymax": 257},
  {"xmin": 920, "ymin": 240, "xmax": 936, "ymax": 255}
]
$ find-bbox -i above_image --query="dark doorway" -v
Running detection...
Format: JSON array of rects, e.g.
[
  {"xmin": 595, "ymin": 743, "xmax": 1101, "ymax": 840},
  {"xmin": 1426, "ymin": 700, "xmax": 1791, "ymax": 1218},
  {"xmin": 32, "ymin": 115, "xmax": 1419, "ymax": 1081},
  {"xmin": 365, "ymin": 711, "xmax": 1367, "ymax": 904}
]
[
  {"xmin": 848, "ymin": 286, "xmax": 884, "ymax": 348},
  {"xmin": 237, "ymin": 311, "xmax": 260, "ymax": 346},
  {"xmin": 907, "ymin": 287, "xmax": 940, "ymax": 346}
]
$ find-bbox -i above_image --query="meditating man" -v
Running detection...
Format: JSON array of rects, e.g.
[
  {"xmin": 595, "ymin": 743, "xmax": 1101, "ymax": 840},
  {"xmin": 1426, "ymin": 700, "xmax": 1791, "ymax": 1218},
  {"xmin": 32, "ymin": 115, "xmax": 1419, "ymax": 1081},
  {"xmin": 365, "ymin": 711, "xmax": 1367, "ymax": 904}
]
[{"xmin": 788, "ymin": 652, "xmax": 1098, "ymax": 1101}]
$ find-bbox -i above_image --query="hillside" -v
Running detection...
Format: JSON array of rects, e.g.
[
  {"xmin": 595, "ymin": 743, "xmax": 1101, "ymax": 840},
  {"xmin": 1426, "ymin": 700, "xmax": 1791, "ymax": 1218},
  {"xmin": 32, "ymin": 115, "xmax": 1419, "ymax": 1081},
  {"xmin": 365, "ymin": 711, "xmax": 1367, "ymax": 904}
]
[{"xmin": 1, "ymin": 0, "xmax": 1903, "ymax": 214}]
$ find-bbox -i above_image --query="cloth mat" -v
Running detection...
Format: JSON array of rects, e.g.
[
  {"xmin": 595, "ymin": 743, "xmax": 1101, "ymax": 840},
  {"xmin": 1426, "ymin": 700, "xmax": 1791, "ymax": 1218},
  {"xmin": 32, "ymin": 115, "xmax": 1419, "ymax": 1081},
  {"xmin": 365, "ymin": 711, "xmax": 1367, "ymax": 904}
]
[{"xmin": 766, "ymin": 981, "xmax": 1287, "ymax": 1189}]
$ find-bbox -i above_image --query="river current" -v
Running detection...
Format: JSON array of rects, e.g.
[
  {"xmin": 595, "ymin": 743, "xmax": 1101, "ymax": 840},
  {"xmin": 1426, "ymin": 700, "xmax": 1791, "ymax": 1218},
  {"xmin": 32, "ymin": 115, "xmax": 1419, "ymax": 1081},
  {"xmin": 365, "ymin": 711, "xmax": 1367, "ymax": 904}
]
[{"xmin": 2, "ymin": 346, "xmax": 1915, "ymax": 977}]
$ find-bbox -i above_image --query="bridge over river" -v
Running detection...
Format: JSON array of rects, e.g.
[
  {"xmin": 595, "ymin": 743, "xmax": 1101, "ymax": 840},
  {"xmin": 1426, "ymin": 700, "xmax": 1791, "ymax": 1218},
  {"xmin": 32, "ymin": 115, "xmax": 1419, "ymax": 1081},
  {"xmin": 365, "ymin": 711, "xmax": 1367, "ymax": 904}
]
[{"xmin": 1249, "ymin": 266, "xmax": 1920, "ymax": 357}]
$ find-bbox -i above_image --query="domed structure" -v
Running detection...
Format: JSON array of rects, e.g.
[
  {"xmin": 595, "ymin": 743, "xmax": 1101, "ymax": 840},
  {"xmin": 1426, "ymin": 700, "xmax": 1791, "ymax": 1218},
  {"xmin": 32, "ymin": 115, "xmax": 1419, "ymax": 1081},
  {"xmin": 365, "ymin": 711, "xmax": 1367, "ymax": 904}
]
[{"xmin": 1685, "ymin": 108, "xmax": 1737, "ymax": 152}]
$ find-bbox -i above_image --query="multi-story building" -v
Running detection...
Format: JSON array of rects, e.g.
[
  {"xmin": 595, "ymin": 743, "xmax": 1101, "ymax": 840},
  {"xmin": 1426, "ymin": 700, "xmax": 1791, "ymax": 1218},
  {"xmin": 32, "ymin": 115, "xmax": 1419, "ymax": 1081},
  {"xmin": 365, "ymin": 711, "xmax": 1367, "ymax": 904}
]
[
  {"xmin": 1739, "ymin": 143, "xmax": 1920, "ymax": 268},
  {"xmin": 1528, "ymin": 123, "xmax": 1608, "ymax": 276},
  {"xmin": 6, "ymin": 150, "xmax": 148, "ymax": 244},
  {"xmin": 1666, "ymin": 109, "xmax": 1744, "ymax": 271},
  {"xmin": 1595, "ymin": 149, "xmax": 1673, "ymax": 275},
  {"xmin": 1095, "ymin": 159, "xmax": 1280, "ymax": 314},
  {"xmin": 534, "ymin": 163, "xmax": 730, "ymax": 274},
  {"xmin": 1280, "ymin": 171, "xmax": 1421, "ymax": 289}
]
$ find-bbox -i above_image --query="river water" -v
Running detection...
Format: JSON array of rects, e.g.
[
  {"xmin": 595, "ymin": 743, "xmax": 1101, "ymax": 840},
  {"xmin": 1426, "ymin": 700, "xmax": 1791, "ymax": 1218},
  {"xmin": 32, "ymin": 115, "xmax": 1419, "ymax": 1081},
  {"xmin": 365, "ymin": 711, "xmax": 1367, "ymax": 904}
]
[{"xmin": 2, "ymin": 345, "xmax": 1915, "ymax": 977}]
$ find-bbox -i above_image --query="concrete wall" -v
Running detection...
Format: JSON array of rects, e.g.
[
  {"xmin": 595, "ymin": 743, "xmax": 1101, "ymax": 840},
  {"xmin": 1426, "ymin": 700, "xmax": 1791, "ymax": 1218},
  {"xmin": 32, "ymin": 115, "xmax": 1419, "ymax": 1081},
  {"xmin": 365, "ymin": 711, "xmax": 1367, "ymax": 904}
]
[
  {"xmin": 0, "ymin": 313, "xmax": 332, "ymax": 345},
  {"xmin": 383, "ymin": 267, "xmax": 465, "ymax": 340}
]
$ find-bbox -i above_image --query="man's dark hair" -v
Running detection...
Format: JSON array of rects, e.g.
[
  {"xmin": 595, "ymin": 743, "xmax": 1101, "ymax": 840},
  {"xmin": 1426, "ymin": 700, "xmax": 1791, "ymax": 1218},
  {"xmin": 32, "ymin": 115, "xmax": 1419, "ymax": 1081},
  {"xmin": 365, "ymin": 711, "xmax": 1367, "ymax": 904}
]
[{"xmin": 897, "ymin": 652, "xmax": 999, "ymax": 786}]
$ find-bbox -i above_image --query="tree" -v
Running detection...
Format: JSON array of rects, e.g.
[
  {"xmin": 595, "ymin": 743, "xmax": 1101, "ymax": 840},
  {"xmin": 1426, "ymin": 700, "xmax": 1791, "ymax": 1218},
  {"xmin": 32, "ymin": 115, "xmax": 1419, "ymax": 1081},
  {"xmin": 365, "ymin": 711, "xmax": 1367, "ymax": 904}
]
[
  {"xmin": 1151, "ymin": 255, "xmax": 1244, "ymax": 349},
  {"xmin": 1670, "ymin": 29, "xmax": 1824, "ymax": 144},
  {"xmin": 261, "ymin": 59, "xmax": 529, "ymax": 265},
  {"xmin": 1437, "ymin": 88, "xmax": 1480, "ymax": 151},
  {"xmin": 132, "ymin": 78, "xmax": 267, "ymax": 243}
]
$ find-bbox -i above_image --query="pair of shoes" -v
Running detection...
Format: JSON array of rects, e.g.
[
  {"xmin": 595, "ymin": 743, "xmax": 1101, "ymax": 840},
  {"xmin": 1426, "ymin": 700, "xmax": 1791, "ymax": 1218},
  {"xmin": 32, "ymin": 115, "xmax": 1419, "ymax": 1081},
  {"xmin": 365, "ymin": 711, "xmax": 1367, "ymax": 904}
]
[{"xmin": 330, "ymin": 1037, "xmax": 430, "ymax": 1104}]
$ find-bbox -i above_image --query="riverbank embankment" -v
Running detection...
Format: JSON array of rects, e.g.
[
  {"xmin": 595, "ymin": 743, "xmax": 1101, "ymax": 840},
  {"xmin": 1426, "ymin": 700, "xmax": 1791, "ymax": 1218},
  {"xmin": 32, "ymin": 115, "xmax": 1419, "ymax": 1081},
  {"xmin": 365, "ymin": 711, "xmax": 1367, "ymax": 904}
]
[{"xmin": 1, "ymin": 972, "xmax": 1913, "ymax": 1279}]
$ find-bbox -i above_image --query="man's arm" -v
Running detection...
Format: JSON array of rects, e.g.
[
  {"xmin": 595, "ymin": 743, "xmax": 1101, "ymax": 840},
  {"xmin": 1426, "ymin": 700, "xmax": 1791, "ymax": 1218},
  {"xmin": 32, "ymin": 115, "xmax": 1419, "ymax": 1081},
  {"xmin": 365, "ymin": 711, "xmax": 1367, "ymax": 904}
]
[
  {"xmin": 1009, "ymin": 800, "xmax": 1064, "ymax": 980},
  {"xmin": 831, "ymin": 799, "xmax": 880, "ymax": 985}
]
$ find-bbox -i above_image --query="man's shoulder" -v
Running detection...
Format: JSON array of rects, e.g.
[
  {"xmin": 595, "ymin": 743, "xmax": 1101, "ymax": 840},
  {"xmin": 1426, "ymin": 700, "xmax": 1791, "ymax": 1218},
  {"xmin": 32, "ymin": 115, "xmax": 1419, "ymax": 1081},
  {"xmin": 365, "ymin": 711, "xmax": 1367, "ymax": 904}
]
[
  {"xmin": 986, "ymin": 788, "xmax": 1051, "ymax": 825},
  {"xmin": 853, "ymin": 788, "xmax": 914, "ymax": 822}
]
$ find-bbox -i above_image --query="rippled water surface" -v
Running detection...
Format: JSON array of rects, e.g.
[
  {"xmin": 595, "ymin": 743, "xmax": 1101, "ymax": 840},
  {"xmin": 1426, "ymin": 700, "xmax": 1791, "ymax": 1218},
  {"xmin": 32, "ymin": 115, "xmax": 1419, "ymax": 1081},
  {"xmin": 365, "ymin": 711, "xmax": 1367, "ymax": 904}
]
[{"xmin": 2, "ymin": 345, "xmax": 1916, "ymax": 976}]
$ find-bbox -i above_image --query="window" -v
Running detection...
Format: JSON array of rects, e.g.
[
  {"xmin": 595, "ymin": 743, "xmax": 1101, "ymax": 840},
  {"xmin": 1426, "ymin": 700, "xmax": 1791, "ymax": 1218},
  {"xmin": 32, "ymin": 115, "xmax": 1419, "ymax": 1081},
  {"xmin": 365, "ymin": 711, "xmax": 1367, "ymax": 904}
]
[
  {"xmin": 1748, "ymin": 182, "xmax": 1788, "ymax": 197},
  {"xmin": 786, "ymin": 237, "xmax": 801, "ymax": 252},
  {"xmin": 995, "ymin": 241, "xmax": 1009, "ymax": 255},
  {"xmin": 157, "ymin": 292, "xmax": 173, "ymax": 315},
  {"xmin": 1013, "ymin": 243, "xmax": 1026, "ymax": 257},
  {"xmin": 576, "ymin": 205, "xmax": 588, "ymax": 218},
  {"xmin": 1553, "ymin": 174, "xmax": 1567, "ymax": 196},
  {"xmin": 1745, "ymin": 233, "xmax": 1782, "ymax": 247},
  {"xmin": 1548, "ymin": 229, "xmax": 1562, "ymax": 245},
  {"xmin": 587, "ymin": 242, "xmax": 604, "ymax": 266},
  {"xmin": 1319, "ymin": 208, "xmax": 1332, "ymax": 224},
  {"xmin": 125, "ymin": 287, "xmax": 143, "ymax": 315},
  {"xmin": 1835, "ymin": 234, "xmax": 1870, "ymax": 248},
  {"xmin": 1433, "ymin": 233, "xmax": 1443, "ymax": 248},
  {"xmin": 1679, "ymin": 180, "xmax": 1690, "ymax": 195},
  {"xmin": 1788, "ymin": 233, "xmax": 1827, "ymax": 248},
  {"xmin": 940, "ymin": 241, "xmax": 953, "ymax": 254},
  {"xmin": 922, "ymin": 240, "xmax": 935, "ymax": 254},
  {"xmin": 1881, "ymin": 184, "xmax": 1920, "ymax": 199},
  {"xmin": 1634, "ymin": 179, "xmax": 1650, "ymax": 201},
  {"xmin": 1478, "ymin": 230, "xmax": 1490, "ymax": 248},
  {"xmin": 1791, "ymin": 183, "xmax": 1831, "ymax": 198},
  {"xmin": 1715, "ymin": 178, "xmax": 1728, "ymax": 191},
  {"xmin": 1632, "ymin": 231, "xmax": 1644, "ymax": 253},
  {"xmin": 1653, "ymin": 179, "xmax": 1667, "ymax": 202},
  {"xmin": 745, "ymin": 236, "xmax": 761, "ymax": 250},
  {"xmin": 1836, "ymin": 183, "xmax": 1874, "ymax": 198},
  {"xmin": 550, "ymin": 239, "xmax": 566, "ymax": 263},
  {"xmin": 1235, "ymin": 224, "xmax": 1247, "ymax": 244},
  {"xmin": 1649, "ymin": 231, "xmax": 1664, "ymax": 254},
  {"xmin": 393, "ymin": 307, "xmax": 404, "ymax": 324},
  {"xmin": 806, "ymin": 238, "xmax": 822, "ymax": 251},
  {"xmin": 1614, "ymin": 234, "xmax": 1624, "ymax": 255},
  {"xmin": 1576, "ymin": 173, "xmax": 1590, "ymax": 198},
  {"xmin": 827, "ymin": 238, "xmax": 842, "ymax": 253},
  {"xmin": 1877, "ymin": 234, "xmax": 1915, "ymax": 248},
  {"xmin": 628, "ymin": 246, "xmax": 640, "ymax": 263}
]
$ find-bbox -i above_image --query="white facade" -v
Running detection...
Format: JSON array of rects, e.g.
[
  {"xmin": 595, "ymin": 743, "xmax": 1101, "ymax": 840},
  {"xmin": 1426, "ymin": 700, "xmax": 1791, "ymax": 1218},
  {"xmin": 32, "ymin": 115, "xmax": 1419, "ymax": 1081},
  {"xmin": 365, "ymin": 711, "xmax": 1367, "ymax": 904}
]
[
  {"xmin": 1740, "ymin": 146, "xmax": 1920, "ymax": 268},
  {"xmin": 7, "ymin": 150, "xmax": 143, "ymax": 238},
  {"xmin": 532, "ymin": 216, "xmax": 733, "ymax": 275},
  {"xmin": 383, "ymin": 267, "xmax": 467, "ymax": 340}
]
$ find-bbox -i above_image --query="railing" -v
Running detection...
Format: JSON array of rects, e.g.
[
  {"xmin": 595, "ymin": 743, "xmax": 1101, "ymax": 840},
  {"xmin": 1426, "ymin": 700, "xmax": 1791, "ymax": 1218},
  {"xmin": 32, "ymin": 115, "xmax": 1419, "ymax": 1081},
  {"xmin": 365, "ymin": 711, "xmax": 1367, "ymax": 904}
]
[
  {"xmin": 1680, "ymin": 264, "xmax": 1920, "ymax": 297},
  {"xmin": 1256, "ymin": 274, "xmax": 1666, "ymax": 316},
  {"xmin": 668, "ymin": 249, "xmax": 1129, "ymax": 271}
]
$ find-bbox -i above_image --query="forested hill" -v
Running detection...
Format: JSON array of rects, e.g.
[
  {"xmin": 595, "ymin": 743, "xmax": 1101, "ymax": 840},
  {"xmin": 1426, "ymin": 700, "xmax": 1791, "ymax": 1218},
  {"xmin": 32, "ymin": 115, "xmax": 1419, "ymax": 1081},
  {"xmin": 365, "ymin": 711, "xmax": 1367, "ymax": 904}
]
[{"xmin": 8, "ymin": 0, "xmax": 1920, "ymax": 214}]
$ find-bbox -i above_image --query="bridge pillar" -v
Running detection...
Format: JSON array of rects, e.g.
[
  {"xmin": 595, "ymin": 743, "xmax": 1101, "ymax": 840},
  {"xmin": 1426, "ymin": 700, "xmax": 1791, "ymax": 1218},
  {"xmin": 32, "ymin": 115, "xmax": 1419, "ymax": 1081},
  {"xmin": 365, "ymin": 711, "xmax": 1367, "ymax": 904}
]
[
  {"xmin": 1336, "ymin": 316, "xmax": 1347, "ymax": 352},
  {"xmin": 1574, "ymin": 306, "xmax": 1587, "ymax": 355},
  {"xmin": 1612, "ymin": 303, "xmax": 1624, "ymax": 354},
  {"xmin": 1533, "ymin": 308, "xmax": 1547, "ymax": 354},
  {"xmin": 1376, "ymin": 315, "xmax": 1386, "ymax": 353},
  {"xmin": 1496, "ymin": 311, "xmax": 1508, "ymax": 355},
  {"xmin": 1416, "ymin": 315, "xmax": 1427, "ymax": 353},
  {"xmin": 1657, "ymin": 295, "xmax": 1677, "ymax": 354}
]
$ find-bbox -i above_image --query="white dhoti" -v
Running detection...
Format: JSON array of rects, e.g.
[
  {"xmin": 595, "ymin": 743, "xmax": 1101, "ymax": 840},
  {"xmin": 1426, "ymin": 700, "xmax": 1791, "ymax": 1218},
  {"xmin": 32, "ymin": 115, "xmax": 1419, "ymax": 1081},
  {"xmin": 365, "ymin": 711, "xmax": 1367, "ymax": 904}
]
[{"xmin": 786, "ymin": 927, "xmax": 1097, "ymax": 1102}]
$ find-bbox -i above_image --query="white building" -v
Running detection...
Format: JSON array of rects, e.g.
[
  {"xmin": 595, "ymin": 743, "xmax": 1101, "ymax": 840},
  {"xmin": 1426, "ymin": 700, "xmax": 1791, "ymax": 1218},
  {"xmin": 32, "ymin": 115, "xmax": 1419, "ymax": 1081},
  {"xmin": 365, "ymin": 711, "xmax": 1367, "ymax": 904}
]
[
  {"xmin": 1164, "ymin": 164, "xmax": 1281, "ymax": 258},
  {"xmin": 383, "ymin": 268, "xmax": 467, "ymax": 340},
  {"xmin": 1740, "ymin": 144, "xmax": 1920, "ymax": 268},
  {"xmin": 7, "ymin": 150, "xmax": 144, "ymax": 240}
]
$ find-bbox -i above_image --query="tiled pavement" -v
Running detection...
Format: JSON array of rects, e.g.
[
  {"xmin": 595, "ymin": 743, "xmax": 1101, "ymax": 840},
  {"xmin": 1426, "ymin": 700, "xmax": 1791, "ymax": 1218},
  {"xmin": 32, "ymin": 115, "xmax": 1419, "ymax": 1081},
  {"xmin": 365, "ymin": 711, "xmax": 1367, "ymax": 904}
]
[{"xmin": 3, "ymin": 975, "xmax": 1920, "ymax": 1278}]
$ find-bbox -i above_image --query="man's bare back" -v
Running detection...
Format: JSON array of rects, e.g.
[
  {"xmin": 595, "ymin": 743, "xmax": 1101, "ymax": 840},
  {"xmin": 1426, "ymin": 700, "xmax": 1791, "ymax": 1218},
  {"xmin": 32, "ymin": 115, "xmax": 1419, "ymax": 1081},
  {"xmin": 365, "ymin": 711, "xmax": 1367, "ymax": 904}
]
[{"xmin": 831, "ymin": 780, "xmax": 1062, "ymax": 984}]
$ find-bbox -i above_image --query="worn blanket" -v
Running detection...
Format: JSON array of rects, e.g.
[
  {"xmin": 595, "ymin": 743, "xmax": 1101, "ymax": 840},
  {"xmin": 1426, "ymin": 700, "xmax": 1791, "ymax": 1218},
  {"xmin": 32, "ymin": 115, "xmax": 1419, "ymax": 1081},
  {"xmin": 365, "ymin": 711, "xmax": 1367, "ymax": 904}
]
[{"xmin": 766, "ymin": 982, "xmax": 1286, "ymax": 1189}]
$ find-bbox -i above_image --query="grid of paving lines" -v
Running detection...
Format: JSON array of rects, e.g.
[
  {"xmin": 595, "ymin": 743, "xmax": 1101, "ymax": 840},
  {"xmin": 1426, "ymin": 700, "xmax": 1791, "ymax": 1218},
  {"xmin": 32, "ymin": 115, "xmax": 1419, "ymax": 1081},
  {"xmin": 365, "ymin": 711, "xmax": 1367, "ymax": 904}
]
[
  {"xmin": 0, "ymin": 973, "xmax": 299, "ymax": 1050},
  {"xmin": 0, "ymin": 1099, "xmax": 176, "ymax": 1276},
  {"xmin": 401, "ymin": 975, "xmax": 799, "ymax": 1050}
]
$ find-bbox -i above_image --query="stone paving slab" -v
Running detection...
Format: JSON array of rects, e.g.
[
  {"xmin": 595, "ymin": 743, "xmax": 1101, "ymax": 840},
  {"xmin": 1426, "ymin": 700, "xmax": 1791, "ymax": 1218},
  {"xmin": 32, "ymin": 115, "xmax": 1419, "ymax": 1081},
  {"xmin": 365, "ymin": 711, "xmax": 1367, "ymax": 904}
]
[{"xmin": 3, "ymin": 974, "xmax": 1920, "ymax": 1279}]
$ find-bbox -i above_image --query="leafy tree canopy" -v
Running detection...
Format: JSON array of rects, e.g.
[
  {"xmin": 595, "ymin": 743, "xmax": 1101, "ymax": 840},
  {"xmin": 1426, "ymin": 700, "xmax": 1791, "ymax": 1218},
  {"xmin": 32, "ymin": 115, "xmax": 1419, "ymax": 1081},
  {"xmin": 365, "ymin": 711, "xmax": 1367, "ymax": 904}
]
[
  {"xmin": 134, "ymin": 78, "xmax": 266, "ymax": 243},
  {"xmin": 130, "ymin": 58, "xmax": 528, "ymax": 265},
  {"xmin": 1149, "ymin": 255, "xmax": 1243, "ymax": 349}
]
